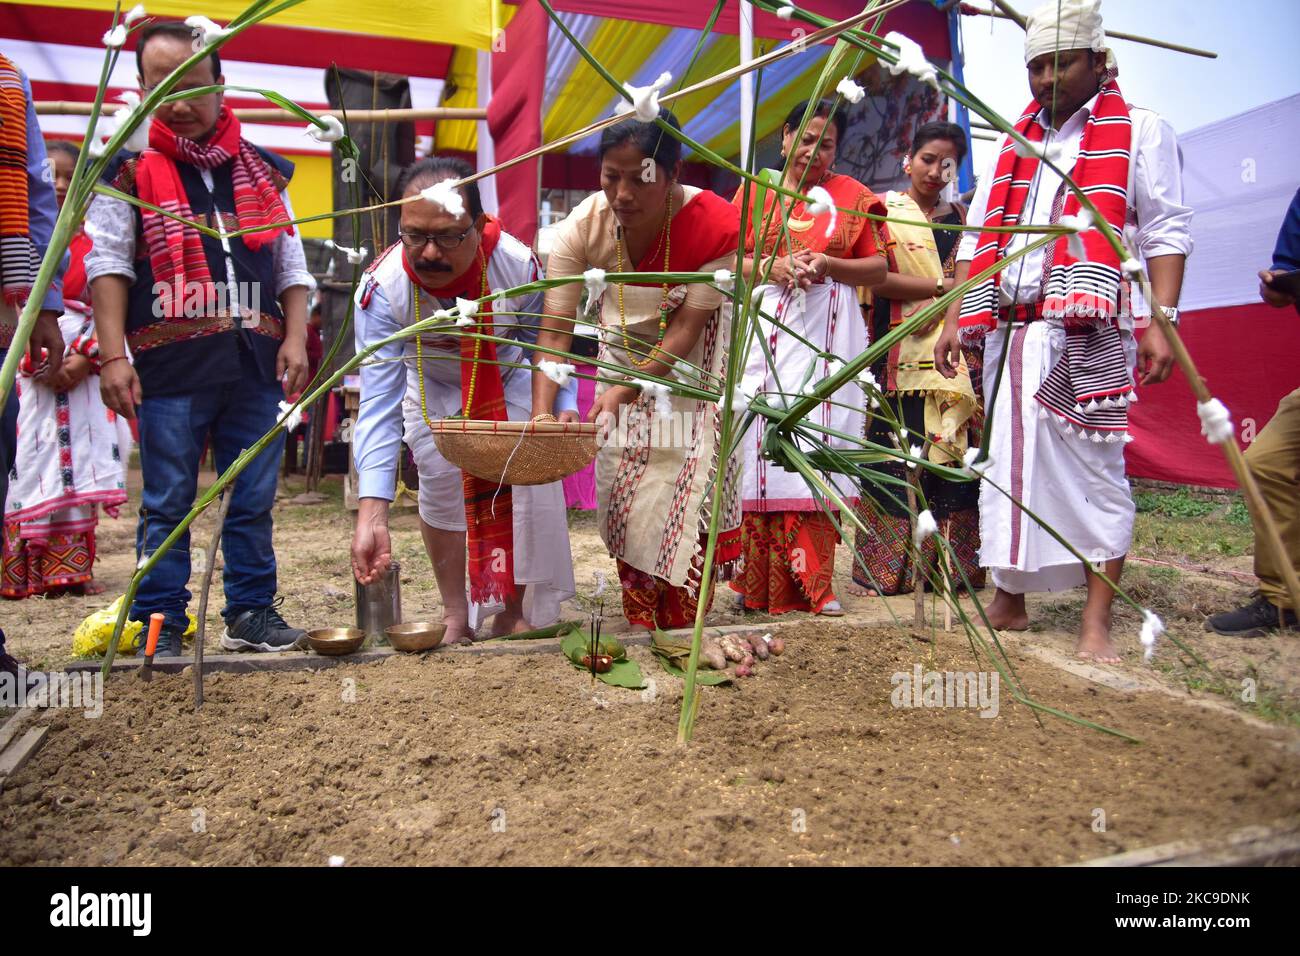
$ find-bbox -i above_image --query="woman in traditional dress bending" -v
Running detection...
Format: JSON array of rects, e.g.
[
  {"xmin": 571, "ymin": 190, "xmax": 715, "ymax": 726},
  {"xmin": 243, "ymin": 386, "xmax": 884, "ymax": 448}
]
[
  {"xmin": 730, "ymin": 99, "xmax": 888, "ymax": 616},
  {"xmin": 534, "ymin": 112, "xmax": 743, "ymax": 631},
  {"xmin": 850, "ymin": 122, "xmax": 982, "ymax": 597}
]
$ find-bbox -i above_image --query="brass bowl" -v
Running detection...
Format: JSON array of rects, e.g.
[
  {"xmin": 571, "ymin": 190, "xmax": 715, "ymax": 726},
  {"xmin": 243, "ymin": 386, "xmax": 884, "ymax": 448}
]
[
  {"xmin": 307, "ymin": 627, "xmax": 366, "ymax": 656},
  {"xmin": 385, "ymin": 621, "xmax": 446, "ymax": 653}
]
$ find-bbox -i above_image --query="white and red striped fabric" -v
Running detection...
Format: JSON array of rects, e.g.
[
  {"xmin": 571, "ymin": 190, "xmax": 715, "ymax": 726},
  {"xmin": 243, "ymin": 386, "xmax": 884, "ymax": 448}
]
[{"xmin": 0, "ymin": 2, "xmax": 452, "ymax": 155}]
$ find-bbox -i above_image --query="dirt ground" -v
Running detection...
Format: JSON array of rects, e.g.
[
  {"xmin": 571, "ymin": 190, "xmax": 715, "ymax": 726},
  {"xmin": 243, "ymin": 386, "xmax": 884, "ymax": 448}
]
[
  {"xmin": 7, "ymin": 465, "xmax": 1299, "ymax": 725},
  {"xmin": 2, "ymin": 466, "xmax": 1299, "ymax": 866},
  {"xmin": 2, "ymin": 621, "xmax": 1298, "ymax": 866}
]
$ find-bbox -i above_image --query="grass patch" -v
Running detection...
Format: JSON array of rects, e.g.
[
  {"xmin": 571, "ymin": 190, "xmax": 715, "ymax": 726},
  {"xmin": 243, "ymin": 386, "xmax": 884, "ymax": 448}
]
[{"xmin": 1131, "ymin": 490, "xmax": 1253, "ymax": 562}]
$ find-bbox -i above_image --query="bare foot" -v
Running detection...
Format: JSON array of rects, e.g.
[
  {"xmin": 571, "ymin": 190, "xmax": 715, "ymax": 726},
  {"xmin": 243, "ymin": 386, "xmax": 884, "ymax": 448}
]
[
  {"xmin": 1076, "ymin": 604, "xmax": 1120, "ymax": 663},
  {"xmin": 488, "ymin": 610, "xmax": 530, "ymax": 638},
  {"xmin": 845, "ymin": 582, "xmax": 879, "ymax": 597},
  {"xmin": 984, "ymin": 589, "xmax": 1029, "ymax": 630},
  {"xmin": 442, "ymin": 618, "xmax": 476, "ymax": 645}
]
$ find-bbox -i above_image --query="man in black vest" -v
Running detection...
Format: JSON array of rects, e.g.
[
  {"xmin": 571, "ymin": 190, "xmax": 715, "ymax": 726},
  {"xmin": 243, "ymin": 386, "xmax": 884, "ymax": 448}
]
[{"xmin": 87, "ymin": 22, "xmax": 314, "ymax": 655}]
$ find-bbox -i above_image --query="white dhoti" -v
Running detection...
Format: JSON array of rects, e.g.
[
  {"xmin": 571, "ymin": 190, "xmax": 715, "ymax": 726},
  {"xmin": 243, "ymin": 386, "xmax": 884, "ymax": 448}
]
[{"xmin": 978, "ymin": 319, "xmax": 1137, "ymax": 593}]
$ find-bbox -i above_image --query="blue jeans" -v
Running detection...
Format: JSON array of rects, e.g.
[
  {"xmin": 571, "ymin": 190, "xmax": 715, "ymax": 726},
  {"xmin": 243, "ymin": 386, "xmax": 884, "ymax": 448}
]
[{"xmin": 132, "ymin": 368, "xmax": 286, "ymax": 631}]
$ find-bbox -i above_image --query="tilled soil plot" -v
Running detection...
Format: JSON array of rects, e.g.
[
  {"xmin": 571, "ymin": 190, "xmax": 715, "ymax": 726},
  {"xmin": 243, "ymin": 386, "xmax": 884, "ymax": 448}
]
[{"xmin": 2, "ymin": 623, "xmax": 1297, "ymax": 866}]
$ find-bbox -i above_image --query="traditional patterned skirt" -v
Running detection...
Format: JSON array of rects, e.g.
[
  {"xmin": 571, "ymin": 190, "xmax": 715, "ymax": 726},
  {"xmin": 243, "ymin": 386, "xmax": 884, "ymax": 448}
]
[
  {"xmin": 1, "ymin": 507, "xmax": 96, "ymax": 598},
  {"xmin": 731, "ymin": 510, "xmax": 839, "ymax": 613},
  {"xmin": 617, "ymin": 557, "xmax": 718, "ymax": 631},
  {"xmin": 853, "ymin": 390, "xmax": 983, "ymax": 595}
]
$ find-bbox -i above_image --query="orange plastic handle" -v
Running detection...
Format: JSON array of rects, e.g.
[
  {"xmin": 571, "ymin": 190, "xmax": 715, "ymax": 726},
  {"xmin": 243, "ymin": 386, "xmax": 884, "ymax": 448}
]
[{"xmin": 144, "ymin": 613, "xmax": 165, "ymax": 656}]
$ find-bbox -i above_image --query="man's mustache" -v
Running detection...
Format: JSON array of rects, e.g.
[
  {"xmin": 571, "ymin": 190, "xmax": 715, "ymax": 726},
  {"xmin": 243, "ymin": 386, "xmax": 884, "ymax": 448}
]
[{"xmin": 414, "ymin": 261, "xmax": 453, "ymax": 273}]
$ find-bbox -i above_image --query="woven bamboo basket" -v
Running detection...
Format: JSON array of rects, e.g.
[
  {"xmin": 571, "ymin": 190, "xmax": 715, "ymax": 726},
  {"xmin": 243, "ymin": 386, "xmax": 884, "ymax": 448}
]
[{"xmin": 429, "ymin": 417, "xmax": 600, "ymax": 486}]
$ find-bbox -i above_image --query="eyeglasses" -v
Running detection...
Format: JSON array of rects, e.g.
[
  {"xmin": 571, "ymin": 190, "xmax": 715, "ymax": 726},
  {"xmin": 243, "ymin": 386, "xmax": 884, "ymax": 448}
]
[{"xmin": 399, "ymin": 226, "xmax": 475, "ymax": 251}]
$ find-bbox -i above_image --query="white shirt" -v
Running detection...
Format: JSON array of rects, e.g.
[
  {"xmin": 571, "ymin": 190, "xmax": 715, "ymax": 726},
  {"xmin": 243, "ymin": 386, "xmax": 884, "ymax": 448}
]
[
  {"xmin": 957, "ymin": 93, "xmax": 1193, "ymax": 307},
  {"xmin": 84, "ymin": 184, "xmax": 315, "ymax": 298},
  {"xmin": 351, "ymin": 236, "xmax": 577, "ymax": 502}
]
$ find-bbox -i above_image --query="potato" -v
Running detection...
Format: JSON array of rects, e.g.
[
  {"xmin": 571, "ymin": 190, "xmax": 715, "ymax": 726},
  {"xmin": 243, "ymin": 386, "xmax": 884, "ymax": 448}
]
[
  {"xmin": 701, "ymin": 638, "xmax": 727, "ymax": 671},
  {"xmin": 768, "ymin": 636, "xmax": 785, "ymax": 656},
  {"xmin": 719, "ymin": 636, "xmax": 745, "ymax": 663},
  {"xmin": 735, "ymin": 663, "xmax": 753, "ymax": 677},
  {"xmin": 747, "ymin": 635, "xmax": 769, "ymax": 660}
]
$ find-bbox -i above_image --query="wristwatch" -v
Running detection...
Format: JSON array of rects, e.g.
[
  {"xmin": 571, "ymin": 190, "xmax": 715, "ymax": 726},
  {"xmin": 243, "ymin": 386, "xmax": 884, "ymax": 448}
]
[
  {"xmin": 1157, "ymin": 305, "xmax": 1180, "ymax": 326},
  {"xmin": 934, "ymin": 276, "xmax": 945, "ymax": 297}
]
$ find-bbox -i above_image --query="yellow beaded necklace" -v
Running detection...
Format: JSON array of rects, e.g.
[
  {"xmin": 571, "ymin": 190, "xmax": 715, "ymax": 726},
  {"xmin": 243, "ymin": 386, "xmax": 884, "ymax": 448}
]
[
  {"xmin": 414, "ymin": 247, "xmax": 490, "ymax": 429},
  {"xmin": 616, "ymin": 189, "xmax": 673, "ymax": 369}
]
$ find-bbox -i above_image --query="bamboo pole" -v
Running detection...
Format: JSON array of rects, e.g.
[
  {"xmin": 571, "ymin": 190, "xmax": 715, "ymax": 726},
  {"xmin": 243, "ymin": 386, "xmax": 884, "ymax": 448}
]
[
  {"xmin": 35, "ymin": 102, "xmax": 488, "ymax": 122},
  {"xmin": 193, "ymin": 489, "xmax": 234, "ymax": 710},
  {"xmin": 965, "ymin": 3, "xmax": 1219, "ymax": 59}
]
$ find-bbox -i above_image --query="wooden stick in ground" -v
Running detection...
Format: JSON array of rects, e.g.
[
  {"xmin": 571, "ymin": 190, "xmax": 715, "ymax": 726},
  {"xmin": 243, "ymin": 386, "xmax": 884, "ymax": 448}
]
[
  {"xmin": 939, "ymin": 543, "xmax": 953, "ymax": 633},
  {"xmin": 1147, "ymin": 309, "xmax": 1300, "ymax": 612},
  {"xmin": 907, "ymin": 477, "xmax": 925, "ymax": 628},
  {"xmin": 194, "ymin": 488, "xmax": 235, "ymax": 710}
]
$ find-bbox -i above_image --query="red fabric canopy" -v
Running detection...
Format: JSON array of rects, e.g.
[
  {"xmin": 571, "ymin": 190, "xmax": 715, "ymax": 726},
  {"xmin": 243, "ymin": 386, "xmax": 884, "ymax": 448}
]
[
  {"xmin": 1126, "ymin": 303, "xmax": 1300, "ymax": 488},
  {"xmin": 488, "ymin": 0, "xmax": 550, "ymax": 245}
]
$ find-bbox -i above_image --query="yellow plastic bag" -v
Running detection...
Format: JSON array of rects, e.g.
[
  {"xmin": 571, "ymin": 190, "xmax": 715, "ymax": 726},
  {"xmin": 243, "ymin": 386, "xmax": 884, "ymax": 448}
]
[{"xmin": 72, "ymin": 596, "xmax": 197, "ymax": 658}]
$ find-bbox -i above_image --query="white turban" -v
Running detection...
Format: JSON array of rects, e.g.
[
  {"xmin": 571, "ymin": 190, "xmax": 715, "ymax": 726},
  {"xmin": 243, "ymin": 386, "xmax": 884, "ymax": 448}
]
[{"xmin": 1024, "ymin": 0, "xmax": 1116, "ymax": 71}]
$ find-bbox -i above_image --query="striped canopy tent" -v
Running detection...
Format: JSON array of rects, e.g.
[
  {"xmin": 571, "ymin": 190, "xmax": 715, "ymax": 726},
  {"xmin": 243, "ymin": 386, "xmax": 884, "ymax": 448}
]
[
  {"xmin": 1, "ymin": 0, "xmax": 959, "ymax": 241},
  {"xmin": 440, "ymin": 0, "xmax": 956, "ymax": 189},
  {"xmin": 0, "ymin": 0, "xmax": 502, "ymax": 238}
]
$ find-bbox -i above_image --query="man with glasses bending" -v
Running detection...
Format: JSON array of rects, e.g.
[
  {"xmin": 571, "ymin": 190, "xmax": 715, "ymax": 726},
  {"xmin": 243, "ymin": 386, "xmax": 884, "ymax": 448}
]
[
  {"xmin": 350, "ymin": 157, "xmax": 577, "ymax": 642},
  {"xmin": 86, "ymin": 21, "xmax": 315, "ymax": 655}
]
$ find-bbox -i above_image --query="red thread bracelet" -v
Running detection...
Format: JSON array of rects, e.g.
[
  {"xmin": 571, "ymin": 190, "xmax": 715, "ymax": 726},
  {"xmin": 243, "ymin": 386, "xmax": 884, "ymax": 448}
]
[{"xmin": 99, "ymin": 354, "xmax": 129, "ymax": 368}]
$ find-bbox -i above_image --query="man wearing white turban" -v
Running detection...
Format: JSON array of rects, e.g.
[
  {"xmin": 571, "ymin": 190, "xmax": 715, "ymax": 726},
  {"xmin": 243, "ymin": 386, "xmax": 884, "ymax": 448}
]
[{"xmin": 935, "ymin": 0, "xmax": 1193, "ymax": 662}]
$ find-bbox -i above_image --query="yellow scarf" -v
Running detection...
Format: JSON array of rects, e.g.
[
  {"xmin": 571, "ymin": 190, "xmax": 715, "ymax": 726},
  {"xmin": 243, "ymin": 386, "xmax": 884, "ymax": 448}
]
[{"xmin": 884, "ymin": 190, "xmax": 977, "ymax": 465}]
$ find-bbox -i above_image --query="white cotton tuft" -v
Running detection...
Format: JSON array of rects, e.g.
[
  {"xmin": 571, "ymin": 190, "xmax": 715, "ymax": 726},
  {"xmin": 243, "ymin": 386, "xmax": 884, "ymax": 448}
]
[
  {"xmin": 328, "ymin": 855, "xmax": 345, "ymax": 867},
  {"xmin": 908, "ymin": 443, "xmax": 924, "ymax": 460},
  {"xmin": 124, "ymin": 5, "xmax": 147, "ymax": 27},
  {"xmin": 716, "ymin": 382, "xmax": 755, "ymax": 410},
  {"xmin": 419, "ymin": 179, "xmax": 466, "ymax": 218},
  {"xmin": 583, "ymin": 268, "xmax": 607, "ymax": 316},
  {"xmin": 619, "ymin": 71, "xmax": 672, "ymax": 124},
  {"xmin": 963, "ymin": 446, "xmax": 993, "ymax": 476},
  {"xmin": 806, "ymin": 185, "xmax": 837, "ymax": 239},
  {"xmin": 713, "ymin": 268, "xmax": 735, "ymax": 292},
  {"xmin": 884, "ymin": 32, "xmax": 940, "ymax": 89},
  {"xmin": 835, "ymin": 77, "xmax": 866, "ymax": 105},
  {"xmin": 913, "ymin": 509, "xmax": 938, "ymax": 549},
  {"xmin": 1058, "ymin": 211, "xmax": 1094, "ymax": 233},
  {"xmin": 642, "ymin": 381, "xmax": 673, "ymax": 419},
  {"xmin": 324, "ymin": 239, "xmax": 368, "ymax": 265},
  {"xmin": 539, "ymin": 359, "xmax": 575, "ymax": 387},
  {"xmin": 1121, "ymin": 257, "xmax": 1143, "ymax": 278},
  {"xmin": 776, "ymin": 5, "xmax": 795, "ymax": 19},
  {"xmin": 108, "ymin": 92, "xmax": 150, "ymax": 153},
  {"xmin": 455, "ymin": 297, "xmax": 479, "ymax": 321},
  {"xmin": 185, "ymin": 15, "xmax": 231, "ymax": 48},
  {"xmin": 307, "ymin": 114, "xmax": 345, "ymax": 144},
  {"xmin": 1196, "ymin": 397, "xmax": 1233, "ymax": 445},
  {"xmin": 592, "ymin": 570, "xmax": 607, "ymax": 598},
  {"xmin": 277, "ymin": 401, "xmax": 303, "ymax": 433},
  {"xmin": 103, "ymin": 24, "xmax": 128, "ymax": 47},
  {"xmin": 856, "ymin": 368, "xmax": 878, "ymax": 390},
  {"xmin": 1013, "ymin": 138, "xmax": 1065, "ymax": 165},
  {"xmin": 1139, "ymin": 609, "xmax": 1165, "ymax": 662}
]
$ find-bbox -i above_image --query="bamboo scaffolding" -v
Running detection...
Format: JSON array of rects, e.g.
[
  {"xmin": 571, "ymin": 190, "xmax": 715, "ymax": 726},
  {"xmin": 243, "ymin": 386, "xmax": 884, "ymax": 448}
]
[
  {"xmin": 964, "ymin": 2, "xmax": 1219, "ymax": 59},
  {"xmin": 35, "ymin": 102, "xmax": 487, "ymax": 122}
]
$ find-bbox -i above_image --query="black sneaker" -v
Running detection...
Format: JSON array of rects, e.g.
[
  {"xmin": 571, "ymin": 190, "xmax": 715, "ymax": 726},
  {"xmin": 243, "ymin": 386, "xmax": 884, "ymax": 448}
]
[
  {"xmin": 1204, "ymin": 594, "xmax": 1299, "ymax": 638},
  {"xmin": 134, "ymin": 622, "xmax": 185, "ymax": 658},
  {"xmin": 220, "ymin": 598, "xmax": 307, "ymax": 652}
]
